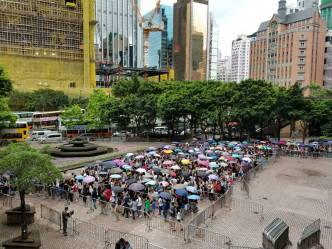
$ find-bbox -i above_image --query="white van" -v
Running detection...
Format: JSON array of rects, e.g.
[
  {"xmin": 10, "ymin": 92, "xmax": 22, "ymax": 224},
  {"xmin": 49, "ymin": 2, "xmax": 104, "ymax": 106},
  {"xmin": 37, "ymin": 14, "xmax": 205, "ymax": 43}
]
[
  {"xmin": 38, "ymin": 133, "xmax": 63, "ymax": 144},
  {"xmin": 29, "ymin": 130, "xmax": 53, "ymax": 141},
  {"xmin": 155, "ymin": 126, "xmax": 168, "ymax": 134}
]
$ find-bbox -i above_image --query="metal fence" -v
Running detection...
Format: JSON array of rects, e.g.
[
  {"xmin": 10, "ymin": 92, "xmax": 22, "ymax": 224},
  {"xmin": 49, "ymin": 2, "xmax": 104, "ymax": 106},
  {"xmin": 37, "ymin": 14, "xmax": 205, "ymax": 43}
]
[
  {"xmin": 147, "ymin": 214, "xmax": 186, "ymax": 240},
  {"xmin": 297, "ymin": 219, "xmax": 322, "ymax": 249},
  {"xmin": 40, "ymin": 204, "xmax": 62, "ymax": 230},
  {"xmin": 187, "ymin": 224, "xmax": 232, "ymax": 248},
  {"xmin": 73, "ymin": 217, "xmax": 107, "ymax": 246},
  {"xmin": 0, "ymin": 194, "xmax": 12, "ymax": 209},
  {"xmin": 107, "ymin": 229, "xmax": 148, "ymax": 249},
  {"xmin": 241, "ymin": 179, "xmax": 250, "ymax": 198},
  {"xmin": 228, "ymin": 197, "xmax": 264, "ymax": 221}
]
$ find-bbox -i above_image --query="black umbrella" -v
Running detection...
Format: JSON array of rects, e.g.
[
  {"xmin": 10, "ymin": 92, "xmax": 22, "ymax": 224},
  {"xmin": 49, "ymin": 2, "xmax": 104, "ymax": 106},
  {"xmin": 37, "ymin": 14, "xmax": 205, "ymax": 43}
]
[
  {"xmin": 111, "ymin": 186, "xmax": 123, "ymax": 193},
  {"xmin": 178, "ymin": 154, "xmax": 187, "ymax": 158},
  {"xmin": 103, "ymin": 163, "xmax": 115, "ymax": 169},
  {"xmin": 126, "ymin": 178, "xmax": 137, "ymax": 185},
  {"xmin": 197, "ymin": 171, "xmax": 207, "ymax": 177},
  {"xmin": 190, "ymin": 156, "xmax": 197, "ymax": 160},
  {"xmin": 181, "ymin": 171, "xmax": 190, "ymax": 177},
  {"xmin": 159, "ymin": 192, "xmax": 171, "ymax": 200},
  {"xmin": 153, "ymin": 166, "xmax": 162, "ymax": 173},
  {"xmin": 170, "ymin": 155, "xmax": 177, "ymax": 160}
]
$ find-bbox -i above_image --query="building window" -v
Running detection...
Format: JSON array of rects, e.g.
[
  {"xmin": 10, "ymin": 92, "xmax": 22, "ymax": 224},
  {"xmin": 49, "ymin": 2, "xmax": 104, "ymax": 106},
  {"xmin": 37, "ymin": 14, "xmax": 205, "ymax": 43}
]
[{"xmin": 69, "ymin": 82, "xmax": 76, "ymax": 88}]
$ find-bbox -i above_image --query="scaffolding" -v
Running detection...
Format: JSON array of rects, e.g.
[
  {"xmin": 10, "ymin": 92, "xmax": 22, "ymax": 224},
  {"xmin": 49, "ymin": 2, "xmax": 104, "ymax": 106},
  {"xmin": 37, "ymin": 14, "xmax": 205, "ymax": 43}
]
[{"xmin": 0, "ymin": 0, "xmax": 84, "ymax": 60}]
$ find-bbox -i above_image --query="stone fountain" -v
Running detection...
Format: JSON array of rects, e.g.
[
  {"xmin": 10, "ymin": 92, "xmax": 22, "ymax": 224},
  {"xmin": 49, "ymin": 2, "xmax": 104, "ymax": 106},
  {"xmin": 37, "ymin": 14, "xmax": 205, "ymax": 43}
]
[{"xmin": 51, "ymin": 138, "xmax": 107, "ymax": 157}]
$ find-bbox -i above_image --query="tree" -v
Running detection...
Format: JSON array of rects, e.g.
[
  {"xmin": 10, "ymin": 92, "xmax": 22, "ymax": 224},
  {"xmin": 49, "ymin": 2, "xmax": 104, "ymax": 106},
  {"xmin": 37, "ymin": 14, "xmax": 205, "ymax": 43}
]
[
  {"xmin": 86, "ymin": 89, "xmax": 110, "ymax": 130},
  {"xmin": 25, "ymin": 88, "xmax": 70, "ymax": 111},
  {"xmin": 60, "ymin": 104, "xmax": 85, "ymax": 128},
  {"xmin": 0, "ymin": 98, "xmax": 17, "ymax": 139},
  {"xmin": 7, "ymin": 90, "xmax": 30, "ymax": 111},
  {"xmin": 0, "ymin": 64, "xmax": 13, "ymax": 98},
  {"xmin": 0, "ymin": 143, "xmax": 62, "ymax": 240}
]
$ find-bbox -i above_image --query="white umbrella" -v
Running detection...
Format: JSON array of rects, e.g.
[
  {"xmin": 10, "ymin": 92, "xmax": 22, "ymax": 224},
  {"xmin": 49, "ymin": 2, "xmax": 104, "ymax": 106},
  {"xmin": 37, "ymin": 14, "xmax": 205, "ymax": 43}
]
[
  {"xmin": 171, "ymin": 165, "xmax": 181, "ymax": 170},
  {"xmin": 110, "ymin": 174, "xmax": 122, "ymax": 179},
  {"xmin": 126, "ymin": 153, "xmax": 134, "ymax": 156},
  {"xmin": 137, "ymin": 168, "xmax": 146, "ymax": 173}
]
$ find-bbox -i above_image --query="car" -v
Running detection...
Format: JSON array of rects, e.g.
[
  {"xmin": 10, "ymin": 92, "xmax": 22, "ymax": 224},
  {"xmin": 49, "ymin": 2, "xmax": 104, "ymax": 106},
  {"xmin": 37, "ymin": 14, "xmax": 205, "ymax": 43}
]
[
  {"xmin": 76, "ymin": 133, "xmax": 99, "ymax": 141},
  {"xmin": 38, "ymin": 133, "xmax": 63, "ymax": 144},
  {"xmin": 113, "ymin": 131, "xmax": 132, "ymax": 137},
  {"xmin": 29, "ymin": 130, "xmax": 53, "ymax": 141}
]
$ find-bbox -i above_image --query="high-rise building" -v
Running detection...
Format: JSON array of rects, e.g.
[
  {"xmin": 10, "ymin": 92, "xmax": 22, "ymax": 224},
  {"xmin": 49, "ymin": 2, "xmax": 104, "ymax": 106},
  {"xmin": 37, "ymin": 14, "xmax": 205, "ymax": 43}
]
[
  {"xmin": 173, "ymin": 0, "xmax": 209, "ymax": 81},
  {"xmin": 143, "ymin": 5, "xmax": 173, "ymax": 69},
  {"xmin": 95, "ymin": 0, "xmax": 141, "ymax": 69},
  {"xmin": 231, "ymin": 35, "xmax": 251, "ymax": 83},
  {"xmin": 297, "ymin": 0, "xmax": 318, "ymax": 10},
  {"xmin": 0, "ymin": 0, "xmax": 96, "ymax": 97},
  {"xmin": 249, "ymin": 0, "xmax": 327, "ymax": 89},
  {"xmin": 217, "ymin": 56, "xmax": 231, "ymax": 82},
  {"xmin": 321, "ymin": 0, "xmax": 332, "ymax": 30},
  {"xmin": 208, "ymin": 13, "xmax": 219, "ymax": 80}
]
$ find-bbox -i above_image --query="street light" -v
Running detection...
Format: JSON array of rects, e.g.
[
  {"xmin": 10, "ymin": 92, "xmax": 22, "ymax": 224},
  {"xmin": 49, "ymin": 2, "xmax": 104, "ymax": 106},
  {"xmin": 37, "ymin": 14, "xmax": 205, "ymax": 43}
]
[{"xmin": 79, "ymin": 89, "xmax": 83, "ymax": 107}]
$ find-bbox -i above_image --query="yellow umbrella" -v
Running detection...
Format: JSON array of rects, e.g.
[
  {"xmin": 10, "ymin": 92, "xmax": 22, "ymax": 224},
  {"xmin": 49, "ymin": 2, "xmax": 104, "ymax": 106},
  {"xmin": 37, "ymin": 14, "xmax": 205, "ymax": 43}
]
[
  {"xmin": 166, "ymin": 150, "xmax": 173, "ymax": 154},
  {"xmin": 181, "ymin": 159, "xmax": 191, "ymax": 165}
]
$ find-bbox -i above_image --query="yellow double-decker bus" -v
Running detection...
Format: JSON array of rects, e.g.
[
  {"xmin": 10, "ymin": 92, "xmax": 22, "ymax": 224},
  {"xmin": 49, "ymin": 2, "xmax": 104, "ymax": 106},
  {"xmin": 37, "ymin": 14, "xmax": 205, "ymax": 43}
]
[{"xmin": 0, "ymin": 122, "xmax": 29, "ymax": 146}]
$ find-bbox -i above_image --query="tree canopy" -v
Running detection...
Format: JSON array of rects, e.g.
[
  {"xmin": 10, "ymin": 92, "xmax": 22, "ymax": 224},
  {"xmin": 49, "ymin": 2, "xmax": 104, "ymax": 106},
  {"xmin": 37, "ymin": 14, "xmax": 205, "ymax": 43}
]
[{"xmin": 0, "ymin": 64, "xmax": 13, "ymax": 98}]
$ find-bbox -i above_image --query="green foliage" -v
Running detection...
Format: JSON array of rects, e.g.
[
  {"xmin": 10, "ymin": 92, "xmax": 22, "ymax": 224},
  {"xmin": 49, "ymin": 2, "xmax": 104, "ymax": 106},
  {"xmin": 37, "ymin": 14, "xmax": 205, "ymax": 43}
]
[
  {"xmin": 0, "ymin": 64, "xmax": 13, "ymax": 98},
  {"xmin": 7, "ymin": 90, "xmax": 30, "ymax": 111},
  {"xmin": 60, "ymin": 104, "xmax": 85, "ymax": 128},
  {"xmin": 0, "ymin": 143, "xmax": 62, "ymax": 192},
  {"xmin": 86, "ymin": 89, "xmax": 110, "ymax": 129},
  {"xmin": 0, "ymin": 98, "xmax": 17, "ymax": 131},
  {"xmin": 39, "ymin": 145, "xmax": 53, "ymax": 155},
  {"xmin": 25, "ymin": 88, "xmax": 70, "ymax": 111},
  {"xmin": 70, "ymin": 96, "xmax": 89, "ymax": 109}
]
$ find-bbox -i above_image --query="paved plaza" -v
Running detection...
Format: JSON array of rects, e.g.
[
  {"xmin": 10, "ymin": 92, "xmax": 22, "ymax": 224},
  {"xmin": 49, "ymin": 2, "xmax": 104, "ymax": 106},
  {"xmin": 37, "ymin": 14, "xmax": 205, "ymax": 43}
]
[{"xmin": 1, "ymin": 155, "xmax": 331, "ymax": 249}]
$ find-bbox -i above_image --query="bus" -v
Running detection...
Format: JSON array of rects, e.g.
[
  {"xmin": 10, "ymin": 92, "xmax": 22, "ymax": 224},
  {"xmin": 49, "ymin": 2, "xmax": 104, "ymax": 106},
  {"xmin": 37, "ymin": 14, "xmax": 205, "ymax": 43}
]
[
  {"xmin": 64, "ymin": 125, "xmax": 112, "ymax": 139},
  {"xmin": 0, "ymin": 122, "xmax": 29, "ymax": 145},
  {"xmin": 13, "ymin": 112, "xmax": 34, "ymax": 131}
]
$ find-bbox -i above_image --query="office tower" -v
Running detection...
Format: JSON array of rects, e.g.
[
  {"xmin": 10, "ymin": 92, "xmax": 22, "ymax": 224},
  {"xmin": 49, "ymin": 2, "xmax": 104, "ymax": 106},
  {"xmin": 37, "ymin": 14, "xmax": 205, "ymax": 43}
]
[
  {"xmin": 217, "ymin": 56, "xmax": 231, "ymax": 82},
  {"xmin": 173, "ymin": 0, "xmax": 209, "ymax": 81},
  {"xmin": 231, "ymin": 35, "xmax": 251, "ymax": 83},
  {"xmin": 321, "ymin": 0, "xmax": 332, "ymax": 87},
  {"xmin": 208, "ymin": 13, "xmax": 219, "ymax": 80},
  {"xmin": 249, "ymin": 0, "xmax": 326, "ymax": 89},
  {"xmin": 143, "ymin": 5, "xmax": 173, "ymax": 69},
  {"xmin": 297, "ymin": 0, "xmax": 318, "ymax": 10}
]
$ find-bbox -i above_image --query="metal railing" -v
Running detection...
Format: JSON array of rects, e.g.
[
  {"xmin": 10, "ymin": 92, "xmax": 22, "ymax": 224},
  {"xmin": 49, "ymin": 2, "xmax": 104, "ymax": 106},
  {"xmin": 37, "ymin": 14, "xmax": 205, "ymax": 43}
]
[
  {"xmin": 40, "ymin": 204, "xmax": 62, "ymax": 230},
  {"xmin": 107, "ymin": 229, "xmax": 148, "ymax": 249},
  {"xmin": 73, "ymin": 218, "xmax": 108, "ymax": 246},
  {"xmin": 0, "ymin": 193, "xmax": 13, "ymax": 209},
  {"xmin": 187, "ymin": 224, "xmax": 232, "ymax": 248},
  {"xmin": 241, "ymin": 179, "xmax": 250, "ymax": 198},
  {"xmin": 302, "ymin": 219, "xmax": 321, "ymax": 236},
  {"xmin": 297, "ymin": 219, "xmax": 322, "ymax": 249},
  {"xmin": 228, "ymin": 197, "xmax": 264, "ymax": 221}
]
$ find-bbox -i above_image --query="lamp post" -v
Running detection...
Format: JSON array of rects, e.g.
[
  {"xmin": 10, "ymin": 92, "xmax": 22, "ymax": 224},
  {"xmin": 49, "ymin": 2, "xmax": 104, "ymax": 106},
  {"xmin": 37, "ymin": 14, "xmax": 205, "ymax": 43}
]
[{"xmin": 79, "ymin": 89, "xmax": 83, "ymax": 107}]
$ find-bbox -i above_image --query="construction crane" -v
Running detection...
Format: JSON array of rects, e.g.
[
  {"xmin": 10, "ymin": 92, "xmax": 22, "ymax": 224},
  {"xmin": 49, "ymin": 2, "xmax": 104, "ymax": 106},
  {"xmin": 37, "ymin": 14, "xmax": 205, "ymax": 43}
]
[{"xmin": 129, "ymin": 0, "xmax": 164, "ymax": 68}]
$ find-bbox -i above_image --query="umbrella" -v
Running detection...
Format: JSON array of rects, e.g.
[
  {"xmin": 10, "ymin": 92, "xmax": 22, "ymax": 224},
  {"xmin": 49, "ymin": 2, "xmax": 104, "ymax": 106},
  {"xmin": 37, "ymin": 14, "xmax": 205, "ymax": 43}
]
[
  {"xmin": 186, "ymin": 186, "xmax": 198, "ymax": 193},
  {"xmin": 113, "ymin": 159, "xmax": 122, "ymax": 165},
  {"xmin": 242, "ymin": 141, "xmax": 248, "ymax": 144},
  {"xmin": 149, "ymin": 163, "xmax": 156, "ymax": 167},
  {"xmin": 126, "ymin": 153, "xmax": 134, "ymax": 156},
  {"xmin": 118, "ymin": 161, "xmax": 126, "ymax": 166},
  {"xmin": 199, "ymin": 168, "xmax": 208, "ymax": 171},
  {"xmin": 63, "ymin": 173, "xmax": 73, "ymax": 180},
  {"xmin": 83, "ymin": 176, "xmax": 95, "ymax": 183},
  {"xmin": 111, "ymin": 186, "xmax": 123, "ymax": 193},
  {"xmin": 75, "ymin": 175, "xmax": 84, "ymax": 180},
  {"xmin": 126, "ymin": 178, "xmax": 137, "ymax": 185},
  {"xmin": 222, "ymin": 152, "xmax": 230, "ymax": 156},
  {"xmin": 278, "ymin": 141, "xmax": 286, "ymax": 145},
  {"xmin": 149, "ymin": 151, "xmax": 157, "ymax": 155},
  {"xmin": 174, "ymin": 184, "xmax": 186, "ymax": 190},
  {"xmin": 110, "ymin": 174, "xmax": 121, "ymax": 179},
  {"xmin": 181, "ymin": 159, "xmax": 191, "ymax": 165},
  {"xmin": 98, "ymin": 171, "xmax": 108, "ymax": 175},
  {"xmin": 154, "ymin": 154, "xmax": 161, "ymax": 157},
  {"xmin": 103, "ymin": 163, "xmax": 115, "ymax": 169},
  {"xmin": 145, "ymin": 180, "xmax": 156, "ymax": 186},
  {"xmin": 187, "ymin": 195, "xmax": 201, "ymax": 200},
  {"xmin": 197, "ymin": 172, "xmax": 207, "ymax": 177},
  {"xmin": 152, "ymin": 166, "xmax": 162, "ymax": 173},
  {"xmin": 199, "ymin": 161, "xmax": 209, "ymax": 167},
  {"xmin": 143, "ymin": 174, "xmax": 154, "ymax": 179},
  {"xmin": 210, "ymin": 162, "xmax": 218, "ymax": 168},
  {"xmin": 171, "ymin": 165, "xmax": 181, "ymax": 170},
  {"xmin": 128, "ymin": 183, "xmax": 145, "ymax": 191},
  {"xmin": 140, "ymin": 178, "xmax": 151, "ymax": 183},
  {"xmin": 165, "ymin": 150, "xmax": 173, "ymax": 154},
  {"xmin": 175, "ymin": 189, "xmax": 188, "ymax": 196},
  {"xmin": 181, "ymin": 171, "xmax": 190, "ymax": 178},
  {"xmin": 110, "ymin": 168, "xmax": 123, "ymax": 174},
  {"xmin": 160, "ymin": 181, "xmax": 169, "ymax": 187},
  {"xmin": 85, "ymin": 164, "xmax": 95, "ymax": 168},
  {"xmin": 163, "ymin": 161, "xmax": 173, "ymax": 165},
  {"xmin": 220, "ymin": 163, "xmax": 228, "ymax": 167},
  {"xmin": 159, "ymin": 192, "xmax": 172, "ymax": 200},
  {"xmin": 231, "ymin": 154, "xmax": 240, "ymax": 158},
  {"xmin": 208, "ymin": 175, "xmax": 219, "ymax": 181},
  {"xmin": 225, "ymin": 156, "xmax": 236, "ymax": 161},
  {"xmin": 198, "ymin": 154, "xmax": 206, "ymax": 159},
  {"xmin": 123, "ymin": 165, "xmax": 132, "ymax": 171},
  {"xmin": 136, "ymin": 168, "xmax": 146, "ymax": 173},
  {"xmin": 170, "ymin": 155, "xmax": 178, "ymax": 160},
  {"xmin": 161, "ymin": 169, "xmax": 170, "ymax": 175},
  {"xmin": 135, "ymin": 155, "xmax": 144, "ymax": 159},
  {"xmin": 170, "ymin": 171, "xmax": 177, "ymax": 177}
]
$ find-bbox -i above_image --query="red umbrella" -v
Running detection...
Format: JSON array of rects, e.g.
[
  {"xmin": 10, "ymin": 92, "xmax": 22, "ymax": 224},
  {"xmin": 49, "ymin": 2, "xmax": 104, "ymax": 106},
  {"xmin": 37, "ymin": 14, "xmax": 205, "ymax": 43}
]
[
  {"xmin": 170, "ymin": 171, "xmax": 177, "ymax": 177},
  {"xmin": 225, "ymin": 156, "xmax": 236, "ymax": 161}
]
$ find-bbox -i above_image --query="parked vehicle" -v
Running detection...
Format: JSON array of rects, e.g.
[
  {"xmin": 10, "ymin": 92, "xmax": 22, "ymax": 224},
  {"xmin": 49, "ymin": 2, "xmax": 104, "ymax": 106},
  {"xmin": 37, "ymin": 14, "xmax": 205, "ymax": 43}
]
[
  {"xmin": 113, "ymin": 131, "xmax": 132, "ymax": 137},
  {"xmin": 38, "ymin": 133, "xmax": 63, "ymax": 144},
  {"xmin": 76, "ymin": 133, "xmax": 99, "ymax": 141},
  {"xmin": 154, "ymin": 126, "xmax": 168, "ymax": 135},
  {"xmin": 29, "ymin": 130, "xmax": 53, "ymax": 141}
]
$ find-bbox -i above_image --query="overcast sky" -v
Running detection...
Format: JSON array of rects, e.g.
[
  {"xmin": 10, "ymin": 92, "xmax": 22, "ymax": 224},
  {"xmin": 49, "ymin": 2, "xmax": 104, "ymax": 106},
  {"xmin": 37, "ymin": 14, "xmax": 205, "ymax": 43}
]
[{"xmin": 142, "ymin": 0, "xmax": 298, "ymax": 57}]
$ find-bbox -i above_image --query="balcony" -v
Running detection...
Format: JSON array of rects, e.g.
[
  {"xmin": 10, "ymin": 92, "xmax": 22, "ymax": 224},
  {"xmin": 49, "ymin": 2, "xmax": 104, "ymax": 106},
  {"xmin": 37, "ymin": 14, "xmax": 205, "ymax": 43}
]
[
  {"xmin": 297, "ymin": 68, "xmax": 305, "ymax": 73},
  {"xmin": 299, "ymin": 35, "xmax": 307, "ymax": 41},
  {"xmin": 297, "ymin": 75, "xmax": 305, "ymax": 81},
  {"xmin": 298, "ymin": 60, "xmax": 306, "ymax": 65},
  {"xmin": 299, "ymin": 44, "xmax": 306, "ymax": 49},
  {"xmin": 298, "ymin": 52, "xmax": 306, "ymax": 57}
]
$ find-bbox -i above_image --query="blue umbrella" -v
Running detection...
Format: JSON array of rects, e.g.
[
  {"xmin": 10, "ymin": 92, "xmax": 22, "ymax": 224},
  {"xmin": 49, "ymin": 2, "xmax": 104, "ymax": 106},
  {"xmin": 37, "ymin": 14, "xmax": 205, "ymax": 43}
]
[
  {"xmin": 175, "ymin": 189, "xmax": 188, "ymax": 196},
  {"xmin": 149, "ymin": 151, "xmax": 156, "ymax": 155},
  {"xmin": 228, "ymin": 143, "xmax": 235, "ymax": 147},
  {"xmin": 210, "ymin": 163, "xmax": 219, "ymax": 168},
  {"xmin": 159, "ymin": 192, "xmax": 172, "ymax": 200},
  {"xmin": 98, "ymin": 171, "xmax": 108, "ymax": 175},
  {"xmin": 145, "ymin": 180, "xmax": 156, "ymax": 186},
  {"xmin": 85, "ymin": 164, "xmax": 95, "ymax": 168},
  {"xmin": 110, "ymin": 174, "xmax": 121, "ymax": 179},
  {"xmin": 187, "ymin": 195, "xmax": 201, "ymax": 200},
  {"xmin": 123, "ymin": 165, "xmax": 132, "ymax": 171},
  {"xmin": 123, "ymin": 156, "xmax": 131, "ymax": 159},
  {"xmin": 271, "ymin": 140, "xmax": 279, "ymax": 144},
  {"xmin": 186, "ymin": 186, "xmax": 198, "ymax": 193},
  {"xmin": 242, "ymin": 141, "xmax": 248, "ymax": 144},
  {"xmin": 232, "ymin": 154, "xmax": 240, "ymax": 158},
  {"xmin": 75, "ymin": 175, "xmax": 84, "ymax": 180},
  {"xmin": 145, "ymin": 148, "xmax": 154, "ymax": 152}
]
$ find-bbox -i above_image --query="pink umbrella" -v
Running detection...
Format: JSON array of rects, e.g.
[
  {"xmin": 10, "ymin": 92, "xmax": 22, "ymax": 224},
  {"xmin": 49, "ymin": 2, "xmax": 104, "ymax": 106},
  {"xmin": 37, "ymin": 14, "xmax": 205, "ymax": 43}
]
[
  {"xmin": 113, "ymin": 159, "xmax": 122, "ymax": 165},
  {"xmin": 163, "ymin": 161, "xmax": 173, "ymax": 165},
  {"xmin": 160, "ymin": 181, "xmax": 169, "ymax": 187},
  {"xmin": 118, "ymin": 161, "xmax": 126, "ymax": 166},
  {"xmin": 199, "ymin": 168, "xmax": 208, "ymax": 171},
  {"xmin": 278, "ymin": 141, "xmax": 286, "ymax": 145},
  {"xmin": 83, "ymin": 176, "xmax": 95, "ymax": 183},
  {"xmin": 225, "ymin": 156, "xmax": 236, "ymax": 161},
  {"xmin": 199, "ymin": 161, "xmax": 209, "ymax": 167},
  {"xmin": 170, "ymin": 171, "xmax": 177, "ymax": 177}
]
